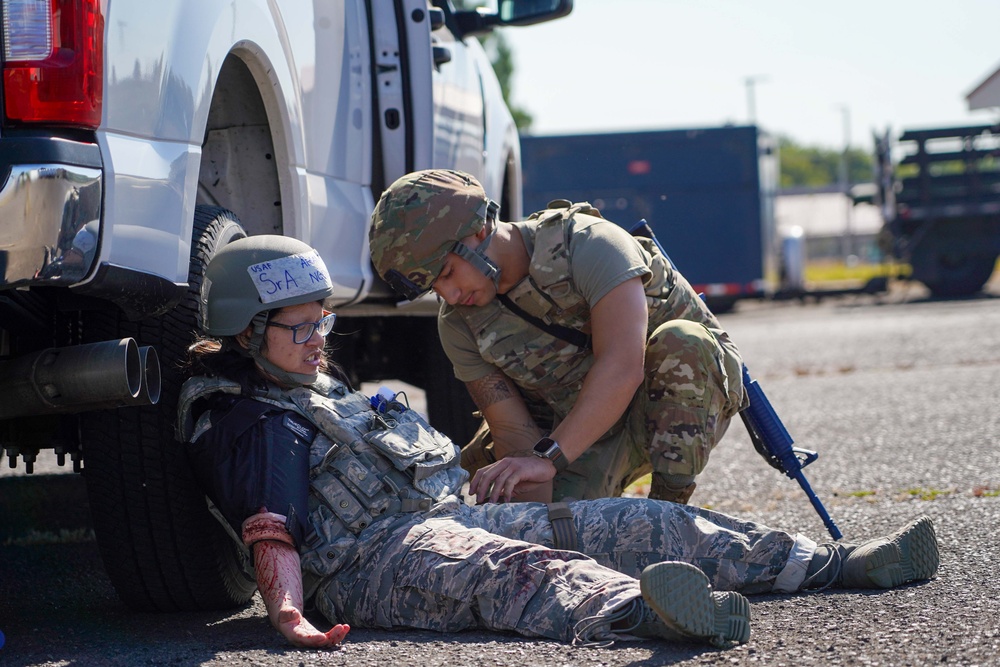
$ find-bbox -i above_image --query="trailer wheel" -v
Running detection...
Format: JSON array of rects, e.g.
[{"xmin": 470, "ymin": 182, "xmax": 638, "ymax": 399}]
[
  {"xmin": 82, "ymin": 206, "xmax": 253, "ymax": 611},
  {"xmin": 913, "ymin": 248, "xmax": 997, "ymax": 298}
]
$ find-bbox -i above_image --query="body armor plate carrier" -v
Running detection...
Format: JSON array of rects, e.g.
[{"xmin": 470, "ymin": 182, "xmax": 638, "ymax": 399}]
[{"xmin": 178, "ymin": 374, "xmax": 468, "ymax": 589}]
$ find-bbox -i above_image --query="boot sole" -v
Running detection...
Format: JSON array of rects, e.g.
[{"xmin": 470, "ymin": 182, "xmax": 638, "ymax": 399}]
[
  {"xmin": 639, "ymin": 562, "xmax": 751, "ymax": 646},
  {"xmin": 866, "ymin": 516, "xmax": 940, "ymax": 588}
]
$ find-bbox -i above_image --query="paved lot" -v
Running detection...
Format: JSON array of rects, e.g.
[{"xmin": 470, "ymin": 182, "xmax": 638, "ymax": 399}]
[{"xmin": 2, "ymin": 280, "xmax": 999, "ymax": 666}]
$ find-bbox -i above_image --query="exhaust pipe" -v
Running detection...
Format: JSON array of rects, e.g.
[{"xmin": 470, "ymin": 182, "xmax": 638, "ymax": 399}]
[
  {"xmin": 136, "ymin": 345, "xmax": 161, "ymax": 406},
  {"xmin": 0, "ymin": 338, "xmax": 161, "ymax": 419}
]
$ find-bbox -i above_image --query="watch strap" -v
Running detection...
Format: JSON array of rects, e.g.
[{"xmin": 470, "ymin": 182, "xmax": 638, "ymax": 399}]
[{"xmin": 533, "ymin": 437, "xmax": 569, "ymax": 472}]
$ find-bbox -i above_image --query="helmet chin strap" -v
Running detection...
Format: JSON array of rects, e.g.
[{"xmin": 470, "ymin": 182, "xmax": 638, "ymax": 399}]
[
  {"xmin": 452, "ymin": 225, "xmax": 501, "ymax": 292},
  {"xmin": 245, "ymin": 313, "xmax": 319, "ymax": 388}
]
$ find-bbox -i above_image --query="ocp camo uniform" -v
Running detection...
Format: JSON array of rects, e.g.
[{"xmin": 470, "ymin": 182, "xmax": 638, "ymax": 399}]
[{"xmin": 440, "ymin": 200, "xmax": 747, "ymax": 501}]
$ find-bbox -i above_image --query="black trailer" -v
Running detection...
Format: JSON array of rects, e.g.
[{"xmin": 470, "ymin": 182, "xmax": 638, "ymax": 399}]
[{"xmin": 875, "ymin": 124, "xmax": 1000, "ymax": 297}]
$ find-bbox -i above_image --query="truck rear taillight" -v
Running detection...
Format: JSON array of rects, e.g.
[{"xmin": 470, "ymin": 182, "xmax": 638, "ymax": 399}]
[{"xmin": 2, "ymin": 0, "xmax": 103, "ymax": 128}]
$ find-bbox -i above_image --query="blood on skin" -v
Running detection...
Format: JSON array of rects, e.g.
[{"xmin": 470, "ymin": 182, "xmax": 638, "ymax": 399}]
[
  {"xmin": 242, "ymin": 510, "xmax": 350, "ymax": 647},
  {"xmin": 254, "ymin": 539, "xmax": 290, "ymax": 595}
]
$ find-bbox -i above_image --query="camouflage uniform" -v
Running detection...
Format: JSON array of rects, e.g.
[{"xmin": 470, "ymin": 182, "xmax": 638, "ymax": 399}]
[
  {"xmin": 439, "ymin": 201, "xmax": 748, "ymax": 500},
  {"xmin": 321, "ymin": 497, "xmax": 808, "ymax": 642},
  {"xmin": 180, "ymin": 373, "xmax": 813, "ymax": 643}
]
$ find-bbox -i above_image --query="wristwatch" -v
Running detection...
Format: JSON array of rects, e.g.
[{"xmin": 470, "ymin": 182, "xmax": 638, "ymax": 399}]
[{"xmin": 532, "ymin": 437, "xmax": 569, "ymax": 472}]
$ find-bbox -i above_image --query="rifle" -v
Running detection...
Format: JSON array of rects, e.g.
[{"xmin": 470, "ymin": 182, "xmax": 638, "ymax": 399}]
[{"xmin": 630, "ymin": 219, "xmax": 843, "ymax": 539}]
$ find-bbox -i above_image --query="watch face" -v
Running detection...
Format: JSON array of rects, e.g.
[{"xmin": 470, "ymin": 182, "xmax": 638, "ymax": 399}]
[
  {"xmin": 533, "ymin": 437, "xmax": 557, "ymax": 457},
  {"xmin": 532, "ymin": 437, "xmax": 567, "ymax": 472}
]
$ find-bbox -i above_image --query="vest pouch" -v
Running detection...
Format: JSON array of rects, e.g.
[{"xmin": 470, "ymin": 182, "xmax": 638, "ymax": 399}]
[
  {"xmin": 327, "ymin": 446, "xmax": 393, "ymax": 512},
  {"xmin": 309, "ymin": 435, "xmax": 401, "ymax": 530},
  {"xmin": 311, "ymin": 472, "xmax": 375, "ymax": 534},
  {"xmin": 362, "ymin": 417, "xmax": 452, "ymax": 477},
  {"xmin": 362, "ymin": 410, "xmax": 465, "ymax": 497},
  {"xmin": 299, "ymin": 502, "xmax": 357, "ymax": 580}
]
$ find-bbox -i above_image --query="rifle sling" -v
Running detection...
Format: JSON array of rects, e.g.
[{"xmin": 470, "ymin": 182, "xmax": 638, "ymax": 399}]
[{"xmin": 497, "ymin": 293, "xmax": 592, "ymax": 351}]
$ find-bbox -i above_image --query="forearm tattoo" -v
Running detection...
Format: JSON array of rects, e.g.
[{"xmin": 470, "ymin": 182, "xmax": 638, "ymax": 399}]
[{"xmin": 466, "ymin": 369, "xmax": 516, "ymax": 410}]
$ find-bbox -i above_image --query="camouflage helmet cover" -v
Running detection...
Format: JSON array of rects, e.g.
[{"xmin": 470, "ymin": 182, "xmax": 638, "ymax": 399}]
[
  {"xmin": 201, "ymin": 235, "xmax": 335, "ymax": 336},
  {"xmin": 369, "ymin": 169, "xmax": 495, "ymax": 299}
]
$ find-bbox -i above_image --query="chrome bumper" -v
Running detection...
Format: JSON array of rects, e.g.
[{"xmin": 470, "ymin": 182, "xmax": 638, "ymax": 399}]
[{"xmin": 0, "ymin": 163, "xmax": 102, "ymax": 287}]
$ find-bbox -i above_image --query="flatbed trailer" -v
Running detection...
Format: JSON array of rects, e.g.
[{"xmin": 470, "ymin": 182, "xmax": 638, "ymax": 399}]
[{"xmin": 875, "ymin": 124, "xmax": 1000, "ymax": 296}]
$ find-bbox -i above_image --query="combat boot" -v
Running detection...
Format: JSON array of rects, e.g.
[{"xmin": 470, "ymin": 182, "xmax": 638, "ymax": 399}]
[
  {"xmin": 802, "ymin": 515, "xmax": 939, "ymax": 590},
  {"xmin": 573, "ymin": 562, "xmax": 750, "ymax": 647},
  {"xmin": 640, "ymin": 561, "xmax": 751, "ymax": 646}
]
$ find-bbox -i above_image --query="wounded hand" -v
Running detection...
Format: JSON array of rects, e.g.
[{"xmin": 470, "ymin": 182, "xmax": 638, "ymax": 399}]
[{"xmin": 277, "ymin": 606, "xmax": 350, "ymax": 648}]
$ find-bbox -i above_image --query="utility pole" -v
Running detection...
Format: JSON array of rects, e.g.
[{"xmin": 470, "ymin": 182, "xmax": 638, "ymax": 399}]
[
  {"xmin": 745, "ymin": 75, "xmax": 768, "ymax": 125},
  {"xmin": 838, "ymin": 105, "xmax": 854, "ymax": 261}
]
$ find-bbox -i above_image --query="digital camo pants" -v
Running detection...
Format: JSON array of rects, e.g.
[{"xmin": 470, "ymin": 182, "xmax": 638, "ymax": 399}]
[{"xmin": 312, "ymin": 497, "xmax": 813, "ymax": 643}]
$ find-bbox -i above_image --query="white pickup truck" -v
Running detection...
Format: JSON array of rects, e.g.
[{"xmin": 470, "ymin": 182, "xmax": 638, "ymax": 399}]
[{"xmin": 0, "ymin": 0, "xmax": 569, "ymax": 611}]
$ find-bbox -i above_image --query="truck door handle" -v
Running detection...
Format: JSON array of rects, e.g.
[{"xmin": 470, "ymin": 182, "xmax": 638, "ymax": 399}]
[
  {"xmin": 433, "ymin": 45, "xmax": 452, "ymax": 66},
  {"xmin": 429, "ymin": 7, "xmax": 445, "ymax": 31}
]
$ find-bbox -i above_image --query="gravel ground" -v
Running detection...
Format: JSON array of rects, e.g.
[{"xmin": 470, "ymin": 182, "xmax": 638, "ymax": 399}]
[{"xmin": 2, "ymin": 279, "xmax": 999, "ymax": 666}]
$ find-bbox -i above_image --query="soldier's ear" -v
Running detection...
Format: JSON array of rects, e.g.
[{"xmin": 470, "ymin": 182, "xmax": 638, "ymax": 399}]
[{"xmin": 458, "ymin": 228, "xmax": 487, "ymax": 248}]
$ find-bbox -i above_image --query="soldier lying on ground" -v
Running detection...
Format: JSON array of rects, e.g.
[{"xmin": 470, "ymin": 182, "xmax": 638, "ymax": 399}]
[
  {"xmin": 178, "ymin": 235, "xmax": 940, "ymax": 649},
  {"xmin": 368, "ymin": 169, "xmax": 746, "ymax": 505}
]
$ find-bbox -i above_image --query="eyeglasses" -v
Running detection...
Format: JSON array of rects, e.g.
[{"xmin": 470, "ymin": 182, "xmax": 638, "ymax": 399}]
[{"xmin": 266, "ymin": 312, "xmax": 336, "ymax": 344}]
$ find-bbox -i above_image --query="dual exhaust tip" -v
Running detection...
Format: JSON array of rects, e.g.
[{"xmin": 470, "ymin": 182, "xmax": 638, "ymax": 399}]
[{"xmin": 0, "ymin": 338, "xmax": 161, "ymax": 419}]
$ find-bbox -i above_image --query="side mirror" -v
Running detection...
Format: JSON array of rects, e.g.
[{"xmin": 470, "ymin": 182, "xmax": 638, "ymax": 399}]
[
  {"xmin": 497, "ymin": 0, "xmax": 573, "ymax": 26},
  {"xmin": 454, "ymin": 0, "xmax": 572, "ymax": 37}
]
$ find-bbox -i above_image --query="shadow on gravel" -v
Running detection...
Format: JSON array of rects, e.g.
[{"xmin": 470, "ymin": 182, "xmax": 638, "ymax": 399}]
[
  {"xmin": 335, "ymin": 625, "xmax": 731, "ymax": 665},
  {"xmin": 0, "ymin": 539, "xmax": 259, "ymax": 667}
]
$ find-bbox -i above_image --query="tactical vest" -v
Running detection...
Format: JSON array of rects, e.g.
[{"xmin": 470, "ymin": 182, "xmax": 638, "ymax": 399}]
[
  {"xmin": 177, "ymin": 374, "xmax": 467, "ymax": 586},
  {"xmin": 447, "ymin": 200, "xmax": 722, "ymax": 430}
]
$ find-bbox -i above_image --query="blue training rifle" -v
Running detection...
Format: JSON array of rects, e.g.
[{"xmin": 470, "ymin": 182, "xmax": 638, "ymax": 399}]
[{"xmin": 630, "ymin": 219, "xmax": 843, "ymax": 540}]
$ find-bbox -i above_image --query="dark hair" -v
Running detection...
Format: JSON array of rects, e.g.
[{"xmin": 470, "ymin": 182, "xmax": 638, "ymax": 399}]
[{"xmin": 184, "ymin": 337, "xmax": 261, "ymax": 389}]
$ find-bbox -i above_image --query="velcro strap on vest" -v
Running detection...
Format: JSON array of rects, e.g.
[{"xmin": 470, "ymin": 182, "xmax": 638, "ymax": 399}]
[
  {"xmin": 547, "ymin": 502, "xmax": 578, "ymax": 552},
  {"xmin": 412, "ymin": 461, "xmax": 451, "ymax": 481},
  {"xmin": 401, "ymin": 498, "xmax": 433, "ymax": 512},
  {"xmin": 242, "ymin": 511, "xmax": 296, "ymax": 549}
]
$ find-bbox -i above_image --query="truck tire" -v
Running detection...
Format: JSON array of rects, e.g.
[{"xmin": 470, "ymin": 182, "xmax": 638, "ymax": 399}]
[
  {"xmin": 82, "ymin": 206, "xmax": 253, "ymax": 611},
  {"xmin": 912, "ymin": 247, "xmax": 997, "ymax": 298}
]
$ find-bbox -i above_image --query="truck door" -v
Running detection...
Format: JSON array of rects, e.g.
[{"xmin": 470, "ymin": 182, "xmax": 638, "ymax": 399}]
[{"xmin": 369, "ymin": 0, "xmax": 484, "ymax": 191}]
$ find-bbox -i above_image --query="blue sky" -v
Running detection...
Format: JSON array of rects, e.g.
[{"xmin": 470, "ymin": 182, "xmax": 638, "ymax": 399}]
[{"xmin": 502, "ymin": 0, "xmax": 1000, "ymax": 150}]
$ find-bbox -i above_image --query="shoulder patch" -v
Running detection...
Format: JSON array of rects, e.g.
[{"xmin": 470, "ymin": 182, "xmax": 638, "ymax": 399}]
[{"xmin": 281, "ymin": 413, "xmax": 316, "ymax": 442}]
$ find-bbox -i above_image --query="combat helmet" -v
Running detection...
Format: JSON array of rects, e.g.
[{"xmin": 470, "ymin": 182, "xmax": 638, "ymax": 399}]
[
  {"xmin": 201, "ymin": 234, "xmax": 335, "ymax": 385},
  {"xmin": 369, "ymin": 169, "xmax": 500, "ymax": 300}
]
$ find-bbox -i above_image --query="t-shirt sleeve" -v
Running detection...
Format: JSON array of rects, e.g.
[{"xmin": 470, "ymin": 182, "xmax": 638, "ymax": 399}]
[
  {"xmin": 571, "ymin": 219, "xmax": 651, "ymax": 305},
  {"xmin": 438, "ymin": 307, "xmax": 496, "ymax": 383}
]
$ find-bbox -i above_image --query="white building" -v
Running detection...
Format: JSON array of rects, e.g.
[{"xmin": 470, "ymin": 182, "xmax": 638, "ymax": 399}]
[
  {"xmin": 775, "ymin": 188, "xmax": 883, "ymax": 262},
  {"xmin": 967, "ymin": 61, "xmax": 1000, "ymax": 111}
]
